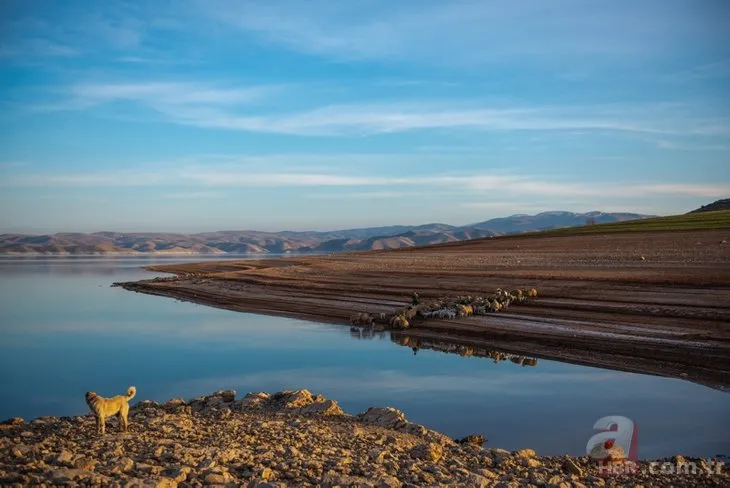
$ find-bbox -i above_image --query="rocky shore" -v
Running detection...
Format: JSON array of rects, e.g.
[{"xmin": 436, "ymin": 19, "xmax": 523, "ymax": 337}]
[{"xmin": 1, "ymin": 389, "xmax": 726, "ymax": 487}]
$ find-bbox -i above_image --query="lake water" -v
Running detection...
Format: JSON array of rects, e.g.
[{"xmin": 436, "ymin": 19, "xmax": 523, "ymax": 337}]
[{"xmin": 1, "ymin": 256, "xmax": 728, "ymax": 459}]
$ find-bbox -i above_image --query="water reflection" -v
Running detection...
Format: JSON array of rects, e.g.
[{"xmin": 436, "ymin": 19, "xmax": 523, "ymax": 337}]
[
  {"xmin": 390, "ymin": 332, "xmax": 538, "ymax": 366},
  {"xmin": 350, "ymin": 326, "xmax": 539, "ymax": 366}
]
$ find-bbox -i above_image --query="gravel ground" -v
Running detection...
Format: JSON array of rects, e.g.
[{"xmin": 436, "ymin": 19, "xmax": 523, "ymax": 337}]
[{"xmin": 2, "ymin": 389, "xmax": 727, "ymax": 487}]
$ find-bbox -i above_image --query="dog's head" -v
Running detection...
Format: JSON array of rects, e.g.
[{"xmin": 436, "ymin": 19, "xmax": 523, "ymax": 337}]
[{"xmin": 85, "ymin": 391, "xmax": 97, "ymax": 403}]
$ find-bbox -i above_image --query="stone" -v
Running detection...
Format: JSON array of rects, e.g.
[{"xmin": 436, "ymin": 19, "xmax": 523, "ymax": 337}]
[
  {"xmin": 456, "ymin": 434, "xmax": 486, "ymax": 446},
  {"xmin": 514, "ymin": 448, "xmax": 536, "ymax": 458},
  {"xmin": 165, "ymin": 398, "xmax": 186, "ymax": 407},
  {"xmin": 520, "ymin": 457, "xmax": 541, "ymax": 468},
  {"xmin": 73, "ymin": 456, "xmax": 97, "ymax": 471},
  {"xmin": 214, "ymin": 389, "xmax": 237, "ymax": 403},
  {"xmin": 373, "ymin": 474, "xmax": 402, "ymax": 487},
  {"xmin": 410, "ymin": 443, "xmax": 443, "ymax": 463},
  {"xmin": 53, "ymin": 450, "xmax": 74, "ymax": 466},
  {"xmin": 204, "ymin": 472, "xmax": 227, "ymax": 484},
  {"xmin": 162, "ymin": 466, "xmax": 191, "ymax": 483},
  {"xmin": 155, "ymin": 479, "xmax": 178, "ymax": 488},
  {"xmin": 259, "ymin": 467, "xmax": 274, "ymax": 480},
  {"xmin": 562, "ymin": 458, "xmax": 583, "ymax": 476},
  {"xmin": 1, "ymin": 417, "xmax": 24, "ymax": 426},
  {"xmin": 478, "ymin": 468, "xmax": 499, "ymax": 479},
  {"xmin": 298, "ymin": 399, "xmax": 344, "ymax": 416}
]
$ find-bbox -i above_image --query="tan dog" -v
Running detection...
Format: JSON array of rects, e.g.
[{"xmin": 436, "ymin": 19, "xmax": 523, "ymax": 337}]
[{"xmin": 85, "ymin": 386, "xmax": 136, "ymax": 435}]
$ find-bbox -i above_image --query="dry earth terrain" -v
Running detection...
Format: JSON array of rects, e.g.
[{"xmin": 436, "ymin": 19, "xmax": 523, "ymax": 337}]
[{"xmin": 120, "ymin": 227, "xmax": 730, "ymax": 389}]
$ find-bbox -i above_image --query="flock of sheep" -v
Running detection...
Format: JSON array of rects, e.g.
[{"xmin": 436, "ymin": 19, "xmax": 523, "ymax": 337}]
[{"xmin": 349, "ymin": 287, "xmax": 538, "ymax": 330}]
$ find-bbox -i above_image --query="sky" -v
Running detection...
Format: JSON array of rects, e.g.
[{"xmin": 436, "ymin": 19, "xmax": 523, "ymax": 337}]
[{"xmin": 0, "ymin": 0, "xmax": 729, "ymax": 233}]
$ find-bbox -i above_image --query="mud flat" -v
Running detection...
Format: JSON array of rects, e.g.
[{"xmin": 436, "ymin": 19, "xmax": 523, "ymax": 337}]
[
  {"xmin": 119, "ymin": 228, "xmax": 730, "ymax": 389},
  {"xmin": 2, "ymin": 389, "xmax": 728, "ymax": 487}
]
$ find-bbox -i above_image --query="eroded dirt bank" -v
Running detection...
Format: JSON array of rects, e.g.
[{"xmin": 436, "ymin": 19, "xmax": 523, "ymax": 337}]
[
  {"xmin": 119, "ymin": 229, "xmax": 730, "ymax": 388},
  {"xmin": 2, "ymin": 389, "xmax": 727, "ymax": 487}
]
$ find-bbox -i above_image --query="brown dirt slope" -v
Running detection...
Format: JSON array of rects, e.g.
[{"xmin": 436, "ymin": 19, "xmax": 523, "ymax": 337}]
[{"xmin": 120, "ymin": 228, "xmax": 730, "ymax": 389}]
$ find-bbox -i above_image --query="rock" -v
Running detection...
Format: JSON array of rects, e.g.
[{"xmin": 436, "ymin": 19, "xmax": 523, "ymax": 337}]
[
  {"xmin": 547, "ymin": 475, "xmax": 570, "ymax": 488},
  {"xmin": 137, "ymin": 462, "xmax": 163, "ymax": 475},
  {"xmin": 456, "ymin": 434, "xmax": 486, "ymax": 446},
  {"xmin": 165, "ymin": 398, "xmax": 186, "ymax": 408},
  {"xmin": 464, "ymin": 472, "xmax": 495, "ymax": 487},
  {"xmin": 259, "ymin": 467, "xmax": 274, "ymax": 480},
  {"xmin": 73, "ymin": 456, "xmax": 97, "ymax": 471},
  {"xmin": 1, "ymin": 417, "xmax": 24, "ymax": 426},
  {"xmin": 359, "ymin": 407, "xmax": 408, "ymax": 430},
  {"xmin": 410, "ymin": 443, "xmax": 443, "ymax": 463},
  {"xmin": 162, "ymin": 466, "xmax": 191, "ymax": 483},
  {"xmin": 282, "ymin": 389, "xmax": 314, "ymax": 408},
  {"xmin": 298, "ymin": 399, "xmax": 344, "ymax": 416},
  {"xmin": 373, "ymin": 474, "xmax": 402, "ymax": 487},
  {"xmin": 155, "ymin": 479, "xmax": 178, "ymax": 488},
  {"xmin": 203, "ymin": 472, "xmax": 228, "ymax": 484},
  {"xmin": 115, "ymin": 456, "xmax": 135, "ymax": 472},
  {"xmin": 488, "ymin": 448, "xmax": 511, "ymax": 461},
  {"xmin": 236, "ymin": 392, "xmax": 271, "ymax": 410},
  {"xmin": 520, "ymin": 457, "xmax": 541, "ymax": 468},
  {"xmin": 48, "ymin": 468, "xmax": 92, "ymax": 483},
  {"xmin": 514, "ymin": 448, "xmax": 536, "ymax": 458},
  {"xmin": 562, "ymin": 458, "xmax": 583, "ymax": 476},
  {"xmin": 478, "ymin": 468, "xmax": 498, "ymax": 479},
  {"xmin": 214, "ymin": 389, "xmax": 237, "ymax": 403},
  {"xmin": 53, "ymin": 450, "xmax": 74, "ymax": 466}
]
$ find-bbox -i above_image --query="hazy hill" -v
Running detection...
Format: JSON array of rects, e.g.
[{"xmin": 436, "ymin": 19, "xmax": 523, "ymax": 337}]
[
  {"xmin": 0, "ymin": 211, "xmax": 652, "ymax": 255},
  {"xmin": 689, "ymin": 199, "xmax": 730, "ymax": 213},
  {"xmin": 468, "ymin": 211, "xmax": 648, "ymax": 234}
]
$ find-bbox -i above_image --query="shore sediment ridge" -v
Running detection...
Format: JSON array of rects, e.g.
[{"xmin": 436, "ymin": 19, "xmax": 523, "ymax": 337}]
[
  {"xmin": 2, "ymin": 389, "xmax": 727, "ymax": 487},
  {"xmin": 118, "ymin": 229, "xmax": 730, "ymax": 389}
]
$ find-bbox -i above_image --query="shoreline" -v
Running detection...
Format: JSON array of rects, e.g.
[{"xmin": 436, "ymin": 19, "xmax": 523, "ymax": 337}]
[
  {"xmin": 118, "ymin": 228, "xmax": 730, "ymax": 390},
  {"xmin": 2, "ymin": 389, "xmax": 727, "ymax": 487}
]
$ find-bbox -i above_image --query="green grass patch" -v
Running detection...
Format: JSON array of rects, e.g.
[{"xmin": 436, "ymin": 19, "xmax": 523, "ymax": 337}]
[{"xmin": 521, "ymin": 210, "xmax": 730, "ymax": 237}]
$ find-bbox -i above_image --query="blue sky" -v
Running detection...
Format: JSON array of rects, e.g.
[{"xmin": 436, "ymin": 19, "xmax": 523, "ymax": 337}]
[{"xmin": 1, "ymin": 0, "xmax": 729, "ymax": 233}]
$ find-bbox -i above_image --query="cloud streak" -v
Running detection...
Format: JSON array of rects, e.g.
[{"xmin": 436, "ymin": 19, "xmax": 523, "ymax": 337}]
[
  {"xmin": 45, "ymin": 82, "xmax": 730, "ymax": 137},
  {"xmin": 2, "ymin": 168, "xmax": 725, "ymax": 200}
]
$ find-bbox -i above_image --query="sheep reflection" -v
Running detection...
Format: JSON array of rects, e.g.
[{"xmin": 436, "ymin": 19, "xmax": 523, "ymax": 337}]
[{"xmin": 389, "ymin": 333, "xmax": 539, "ymax": 366}]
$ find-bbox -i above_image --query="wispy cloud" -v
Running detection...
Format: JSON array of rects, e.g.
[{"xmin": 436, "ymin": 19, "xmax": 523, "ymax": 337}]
[
  {"xmin": 202, "ymin": 0, "xmax": 730, "ymax": 66},
  {"xmin": 44, "ymin": 82, "xmax": 730, "ymax": 137},
  {"xmin": 2, "ymin": 168, "xmax": 725, "ymax": 201},
  {"xmin": 664, "ymin": 58, "xmax": 730, "ymax": 83},
  {"xmin": 41, "ymin": 81, "xmax": 280, "ymax": 112},
  {"xmin": 163, "ymin": 191, "xmax": 225, "ymax": 199},
  {"xmin": 0, "ymin": 38, "xmax": 78, "ymax": 58}
]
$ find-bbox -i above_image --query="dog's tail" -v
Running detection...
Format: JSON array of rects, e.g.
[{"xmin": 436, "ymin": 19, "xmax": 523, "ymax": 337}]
[{"xmin": 125, "ymin": 386, "xmax": 136, "ymax": 400}]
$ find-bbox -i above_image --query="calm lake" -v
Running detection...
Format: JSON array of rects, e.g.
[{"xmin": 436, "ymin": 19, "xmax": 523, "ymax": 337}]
[{"xmin": 1, "ymin": 256, "xmax": 728, "ymax": 459}]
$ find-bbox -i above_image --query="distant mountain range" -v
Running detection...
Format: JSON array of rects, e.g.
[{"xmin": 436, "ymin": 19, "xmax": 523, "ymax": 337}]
[{"xmin": 0, "ymin": 211, "xmax": 652, "ymax": 255}]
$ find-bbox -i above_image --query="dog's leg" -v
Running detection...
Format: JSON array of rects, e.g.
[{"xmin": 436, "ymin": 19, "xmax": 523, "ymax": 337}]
[
  {"xmin": 100, "ymin": 414, "xmax": 105, "ymax": 435},
  {"xmin": 121, "ymin": 404, "xmax": 129, "ymax": 432}
]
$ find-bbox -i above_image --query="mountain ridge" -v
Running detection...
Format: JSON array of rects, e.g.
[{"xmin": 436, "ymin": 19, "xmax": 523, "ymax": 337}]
[{"xmin": 0, "ymin": 211, "xmax": 652, "ymax": 255}]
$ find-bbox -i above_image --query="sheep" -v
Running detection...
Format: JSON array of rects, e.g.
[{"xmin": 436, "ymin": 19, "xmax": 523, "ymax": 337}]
[
  {"xmin": 389, "ymin": 314, "xmax": 409, "ymax": 329},
  {"xmin": 349, "ymin": 312, "xmax": 373, "ymax": 326},
  {"xmin": 457, "ymin": 304, "xmax": 473, "ymax": 316},
  {"xmin": 405, "ymin": 306, "xmax": 419, "ymax": 321}
]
